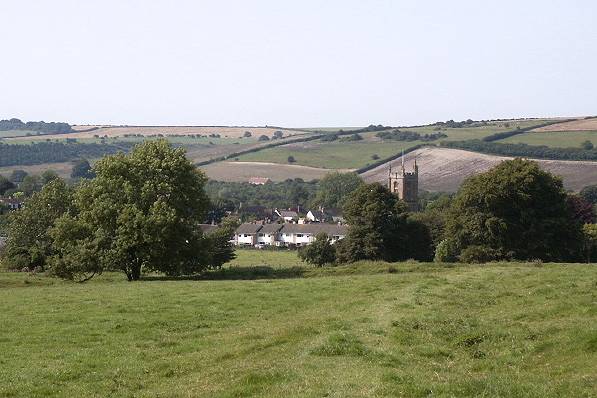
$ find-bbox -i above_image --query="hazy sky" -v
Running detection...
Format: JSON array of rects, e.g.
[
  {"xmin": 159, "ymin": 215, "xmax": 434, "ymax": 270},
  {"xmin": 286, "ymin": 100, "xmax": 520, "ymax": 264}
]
[{"xmin": 1, "ymin": 0, "xmax": 596, "ymax": 127}]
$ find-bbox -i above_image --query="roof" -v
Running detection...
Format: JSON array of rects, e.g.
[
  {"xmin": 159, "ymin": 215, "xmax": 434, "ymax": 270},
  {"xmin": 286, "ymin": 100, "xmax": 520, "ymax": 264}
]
[
  {"xmin": 236, "ymin": 223, "xmax": 263, "ymax": 234},
  {"xmin": 280, "ymin": 223, "xmax": 348, "ymax": 236},
  {"xmin": 278, "ymin": 210, "xmax": 298, "ymax": 218},
  {"xmin": 199, "ymin": 224, "xmax": 220, "ymax": 234},
  {"xmin": 259, "ymin": 223, "xmax": 284, "ymax": 234},
  {"xmin": 308, "ymin": 210, "xmax": 326, "ymax": 219},
  {"xmin": 248, "ymin": 177, "xmax": 271, "ymax": 185}
]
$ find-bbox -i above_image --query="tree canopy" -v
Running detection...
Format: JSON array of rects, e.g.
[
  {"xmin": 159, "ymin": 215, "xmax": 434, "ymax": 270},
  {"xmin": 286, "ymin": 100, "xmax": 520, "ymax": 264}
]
[
  {"xmin": 312, "ymin": 172, "xmax": 364, "ymax": 209},
  {"xmin": 48, "ymin": 140, "xmax": 211, "ymax": 281},
  {"xmin": 445, "ymin": 158, "xmax": 582, "ymax": 262}
]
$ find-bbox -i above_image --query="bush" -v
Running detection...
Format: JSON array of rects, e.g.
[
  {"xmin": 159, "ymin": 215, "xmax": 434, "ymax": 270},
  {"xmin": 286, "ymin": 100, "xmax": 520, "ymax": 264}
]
[
  {"xmin": 459, "ymin": 245, "xmax": 505, "ymax": 264},
  {"xmin": 581, "ymin": 140, "xmax": 594, "ymax": 150},
  {"xmin": 287, "ymin": 156, "xmax": 296, "ymax": 163},
  {"xmin": 258, "ymin": 135, "xmax": 270, "ymax": 141},
  {"xmin": 297, "ymin": 232, "xmax": 336, "ymax": 266},
  {"xmin": 433, "ymin": 239, "xmax": 458, "ymax": 263}
]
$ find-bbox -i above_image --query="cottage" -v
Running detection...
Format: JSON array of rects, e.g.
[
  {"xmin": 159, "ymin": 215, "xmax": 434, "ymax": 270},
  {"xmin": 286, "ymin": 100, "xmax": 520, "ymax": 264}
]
[
  {"xmin": 248, "ymin": 177, "xmax": 271, "ymax": 185},
  {"xmin": 278, "ymin": 223, "xmax": 348, "ymax": 247},
  {"xmin": 235, "ymin": 223, "xmax": 264, "ymax": 246},
  {"xmin": 275, "ymin": 209, "xmax": 299, "ymax": 223},
  {"xmin": 256, "ymin": 223, "xmax": 284, "ymax": 246},
  {"xmin": 0, "ymin": 197, "xmax": 23, "ymax": 211}
]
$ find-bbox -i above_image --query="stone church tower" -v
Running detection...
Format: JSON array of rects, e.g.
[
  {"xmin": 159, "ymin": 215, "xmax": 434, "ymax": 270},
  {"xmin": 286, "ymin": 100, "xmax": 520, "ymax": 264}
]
[{"xmin": 388, "ymin": 155, "xmax": 419, "ymax": 211}]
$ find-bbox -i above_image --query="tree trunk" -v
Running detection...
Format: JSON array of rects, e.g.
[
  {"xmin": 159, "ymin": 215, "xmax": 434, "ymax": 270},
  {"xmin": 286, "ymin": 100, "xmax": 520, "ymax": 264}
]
[{"xmin": 131, "ymin": 264, "xmax": 141, "ymax": 281}]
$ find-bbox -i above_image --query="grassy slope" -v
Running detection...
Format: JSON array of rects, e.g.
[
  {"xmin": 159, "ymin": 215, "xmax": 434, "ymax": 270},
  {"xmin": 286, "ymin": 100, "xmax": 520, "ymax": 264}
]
[
  {"xmin": 500, "ymin": 131, "xmax": 597, "ymax": 148},
  {"xmin": 0, "ymin": 251, "xmax": 595, "ymax": 397},
  {"xmin": 236, "ymin": 120, "xmax": 561, "ymax": 169}
]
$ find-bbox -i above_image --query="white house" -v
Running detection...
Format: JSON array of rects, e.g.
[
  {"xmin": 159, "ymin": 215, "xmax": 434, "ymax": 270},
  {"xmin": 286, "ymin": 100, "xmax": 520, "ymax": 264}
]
[
  {"xmin": 235, "ymin": 223, "xmax": 263, "ymax": 246},
  {"xmin": 274, "ymin": 209, "xmax": 299, "ymax": 223},
  {"xmin": 278, "ymin": 224, "xmax": 348, "ymax": 247},
  {"xmin": 255, "ymin": 224, "xmax": 284, "ymax": 246}
]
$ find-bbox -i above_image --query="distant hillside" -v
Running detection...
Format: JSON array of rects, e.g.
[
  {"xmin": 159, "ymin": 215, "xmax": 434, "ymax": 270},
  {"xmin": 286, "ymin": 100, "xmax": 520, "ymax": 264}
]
[
  {"xmin": 0, "ymin": 118, "xmax": 73, "ymax": 134},
  {"xmin": 360, "ymin": 147, "xmax": 597, "ymax": 192}
]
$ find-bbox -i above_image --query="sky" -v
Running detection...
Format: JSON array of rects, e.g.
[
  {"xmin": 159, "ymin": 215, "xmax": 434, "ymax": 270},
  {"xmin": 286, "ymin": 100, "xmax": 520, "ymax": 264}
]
[{"xmin": 1, "ymin": 0, "xmax": 596, "ymax": 127}]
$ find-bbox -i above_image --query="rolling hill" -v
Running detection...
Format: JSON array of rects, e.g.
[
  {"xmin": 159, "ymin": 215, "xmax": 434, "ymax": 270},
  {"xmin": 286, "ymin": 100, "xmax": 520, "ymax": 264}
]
[{"xmin": 361, "ymin": 147, "xmax": 597, "ymax": 192}]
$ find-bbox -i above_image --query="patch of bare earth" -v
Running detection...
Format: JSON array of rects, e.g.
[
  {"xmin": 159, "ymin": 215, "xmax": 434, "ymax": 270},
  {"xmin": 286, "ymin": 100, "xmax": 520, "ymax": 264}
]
[
  {"xmin": 200, "ymin": 161, "xmax": 352, "ymax": 182},
  {"xmin": 533, "ymin": 118, "xmax": 597, "ymax": 132},
  {"xmin": 361, "ymin": 147, "xmax": 597, "ymax": 192}
]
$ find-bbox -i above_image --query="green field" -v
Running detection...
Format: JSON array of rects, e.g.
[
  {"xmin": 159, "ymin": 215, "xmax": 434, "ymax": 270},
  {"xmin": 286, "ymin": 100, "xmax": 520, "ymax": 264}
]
[
  {"xmin": 0, "ymin": 130, "xmax": 40, "ymax": 138},
  {"xmin": 1, "ymin": 250, "xmax": 595, "ymax": 397},
  {"xmin": 500, "ymin": 131, "xmax": 597, "ymax": 148},
  {"xmin": 236, "ymin": 120, "xmax": 561, "ymax": 169},
  {"xmin": 237, "ymin": 137, "xmax": 421, "ymax": 169}
]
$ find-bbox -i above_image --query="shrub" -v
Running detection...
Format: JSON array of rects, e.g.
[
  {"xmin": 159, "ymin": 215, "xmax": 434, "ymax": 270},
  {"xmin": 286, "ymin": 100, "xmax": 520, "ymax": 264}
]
[
  {"xmin": 434, "ymin": 239, "xmax": 458, "ymax": 263},
  {"xmin": 297, "ymin": 232, "xmax": 336, "ymax": 266},
  {"xmin": 287, "ymin": 155, "xmax": 296, "ymax": 163},
  {"xmin": 258, "ymin": 135, "xmax": 270, "ymax": 141},
  {"xmin": 459, "ymin": 245, "xmax": 504, "ymax": 264}
]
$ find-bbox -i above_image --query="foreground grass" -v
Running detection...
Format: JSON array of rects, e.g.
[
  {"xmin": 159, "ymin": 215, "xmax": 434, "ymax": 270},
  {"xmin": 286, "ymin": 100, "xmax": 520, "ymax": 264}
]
[{"xmin": 0, "ymin": 257, "xmax": 595, "ymax": 397}]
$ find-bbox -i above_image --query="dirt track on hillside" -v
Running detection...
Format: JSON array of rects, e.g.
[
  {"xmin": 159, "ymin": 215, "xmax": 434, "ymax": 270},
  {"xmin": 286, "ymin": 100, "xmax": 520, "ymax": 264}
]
[{"xmin": 361, "ymin": 147, "xmax": 597, "ymax": 192}]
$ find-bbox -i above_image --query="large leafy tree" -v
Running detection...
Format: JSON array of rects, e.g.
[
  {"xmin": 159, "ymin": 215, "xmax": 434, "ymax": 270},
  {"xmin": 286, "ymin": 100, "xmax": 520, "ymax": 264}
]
[
  {"xmin": 312, "ymin": 172, "xmax": 364, "ymax": 209},
  {"xmin": 446, "ymin": 158, "xmax": 582, "ymax": 262},
  {"xmin": 3, "ymin": 179, "xmax": 73, "ymax": 270},
  {"xmin": 298, "ymin": 232, "xmax": 336, "ymax": 266},
  {"xmin": 337, "ymin": 183, "xmax": 426, "ymax": 262},
  {"xmin": 50, "ymin": 140, "xmax": 211, "ymax": 281}
]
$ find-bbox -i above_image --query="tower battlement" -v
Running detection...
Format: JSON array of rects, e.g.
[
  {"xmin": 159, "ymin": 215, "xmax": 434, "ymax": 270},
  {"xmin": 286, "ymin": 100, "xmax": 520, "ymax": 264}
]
[{"xmin": 388, "ymin": 156, "xmax": 419, "ymax": 211}]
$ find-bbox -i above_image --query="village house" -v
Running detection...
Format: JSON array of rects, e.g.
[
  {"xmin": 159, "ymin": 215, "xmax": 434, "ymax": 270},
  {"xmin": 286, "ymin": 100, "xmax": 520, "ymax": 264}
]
[
  {"xmin": 0, "ymin": 197, "xmax": 24, "ymax": 213},
  {"xmin": 274, "ymin": 209, "xmax": 299, "ymax": 223},
  {"xmin": 233, "ymin": 222, "xmax": 348, "ymax": 248},
  {"xmin": 248, "ymin": 177, "xmax": 271, "ymax": 185}
]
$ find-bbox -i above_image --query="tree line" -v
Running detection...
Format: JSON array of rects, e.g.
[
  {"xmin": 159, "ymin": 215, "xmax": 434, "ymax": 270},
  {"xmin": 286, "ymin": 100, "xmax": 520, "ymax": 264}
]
[
  {"xmin": 442, "ymin": 140, "xmax": 597, "ymax": 161},
  {"xmin": 1, "ymin": 141, "xmax": 236, "ymax": 281},
  {"xmin": 300, "ymin": 159, "xmax": 597, "ymax": 266},
  {"xmin": 376, "ymin": 130, "xmax": 447, "ymax": 142},
  {"xmin": 0, "ymin": 142, "xmax": 135, "ymax": 167},
  {"xmin": 0, "ymin": 118, "xmax": 74, "ymax": 133}
]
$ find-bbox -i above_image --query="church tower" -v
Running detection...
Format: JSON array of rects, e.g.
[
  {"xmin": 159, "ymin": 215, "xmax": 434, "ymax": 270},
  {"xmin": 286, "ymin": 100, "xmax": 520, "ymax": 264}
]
[{"xmin": 388, "ymin": 154, "xmax": 419, "ymax": 211}]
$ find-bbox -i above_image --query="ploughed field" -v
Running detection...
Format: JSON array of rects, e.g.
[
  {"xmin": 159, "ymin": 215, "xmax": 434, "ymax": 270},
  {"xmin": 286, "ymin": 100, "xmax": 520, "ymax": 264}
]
[
  {"xmin": 1, "ymin": 250, "xmax": 595, "ymax": 397},
  {"xmin": 362, "ymin": 147, "xmax": 597, "ymax": 192}
]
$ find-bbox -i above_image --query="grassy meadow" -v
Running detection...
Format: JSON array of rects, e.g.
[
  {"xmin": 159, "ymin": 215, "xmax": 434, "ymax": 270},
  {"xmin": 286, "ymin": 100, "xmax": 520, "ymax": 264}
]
[{"xmin": 0, "ymin": 249, "xmax": 595, "ymax": 397}]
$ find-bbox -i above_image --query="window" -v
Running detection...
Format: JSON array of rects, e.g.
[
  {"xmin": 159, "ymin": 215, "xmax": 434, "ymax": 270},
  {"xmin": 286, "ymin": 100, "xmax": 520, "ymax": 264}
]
[
  {"xmin": 258, "ymin": 233, "xmax": 264, "ymax": 237},
  {"xmin": 296, "ymin": 234, "xmax": 303, "ymax": 237}
]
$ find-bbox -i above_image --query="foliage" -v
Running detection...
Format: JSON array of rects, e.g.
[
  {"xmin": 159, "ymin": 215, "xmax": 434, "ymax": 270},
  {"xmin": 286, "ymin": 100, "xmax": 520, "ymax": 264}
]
[
  {"xmin": 567, "ymin": 194, "xmax": 595, "ymax": 224},
  {"xmin": 2, "ymin": 179, "xmax": 73, "ymax": 271},
  {"xmin": 339, "ymin": 133, "xmax": 363, "ymax": 142},
  {"xmin": 298, "ymin": 232, "xmax": 336, "ymax": 266},
  {"xmin": 443, "ymin": 140, "xmax": 597, "ymax": 161},
  {"xmin": 320, "ymin": 134, "xmax": 338, "ymax": 142},
  {"xmin": 459, "ymin": 245, "xmax": 506, "ymax": 264},
  {"xmin": 446, "ymin": 159, "xmax": 582, "ymax": 262},
  {"xmin": 204, "ymin": 179, "xmax": 319, "ymax": 212},
  {"xmin": 0, "ymin": 141, "xmax": 135, "ymax": 167},
  {"xmin": 581, "ymin": 140, "xmax": 594, "ymax": 150},
  {"xmin": 48, "ymin": 140, "xmax": 211, "ymax": 281},
  {"xmin": 243, "ymin": 131, "xmax": 252, "ymax": 137},
  {"xmin": 433, "ymin": 239, "xmax": 458, "ymax": 262},
  {"xmin": 287, "ymin": 155, "xmax": 296, "ymax": 163},
  {"xmin": 71, "ymin": 158, "xmax": 95, "ymax": 179},
  {"xmin": 580, "ymin": 184, "xmax": 597, "ymax": 204},
  {"xmin": 376, "ymin": 129, "xmax": 447, "ymax": 142},
  {"xmin": 0, "ymin": 118, "xmax": 73, "ymax": 133},
  {"xmin": 582, "ymin": 223, "xmax": 597, "ymax": 263},
  {"xmin": 10, "ymin": 169, "xmax": 28, "ymax": 183},
  {"xmin": 206, "ymin": 217, "xmax": 238, "ymax": 269},
  {"xmin": 337, "ymin": 183, "xmax": 430, "ymax": 262},
  {"xmin": 312, "ymin": 172, "xmax": 363, "ymax": 209},
  {"xmin": 0, "ymin": 175, "xmax": 15, "ymax": 195},
  {"xmin": 258, "ymin": 134, "xmax": 270, "ymax": 141}
]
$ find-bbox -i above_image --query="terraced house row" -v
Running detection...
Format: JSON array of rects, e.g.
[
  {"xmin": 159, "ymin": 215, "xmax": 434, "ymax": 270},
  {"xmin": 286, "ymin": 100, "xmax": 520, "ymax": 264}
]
[{"xmin": 234, "ymin": 223, "xmax": 348, "ymax": 247}]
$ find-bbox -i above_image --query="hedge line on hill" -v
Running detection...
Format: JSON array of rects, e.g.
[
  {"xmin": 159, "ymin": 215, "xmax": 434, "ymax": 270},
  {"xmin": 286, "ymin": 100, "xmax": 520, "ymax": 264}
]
[
  {"xmin": 0, "ymin": 142, "xmax": 135, "ymax": 167},
  {"xmin": 442, "ymin": 140, "xmax": 597, "ymax": 161},
  {"xmin": 482, "ymin": 119, "xmax": 575, "ymax": 142},
  {"xmin": 0, "ymin": 118, "xmax": 74, "ymax": 134}
]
